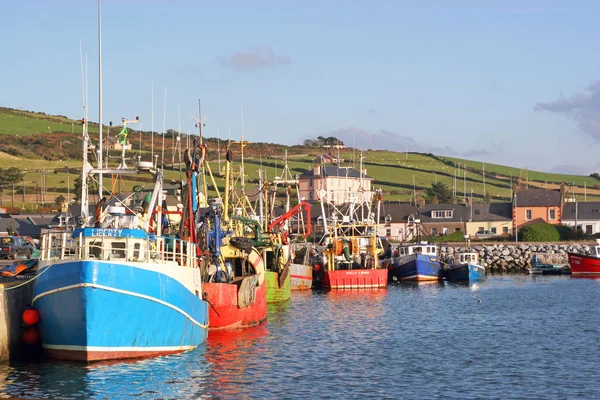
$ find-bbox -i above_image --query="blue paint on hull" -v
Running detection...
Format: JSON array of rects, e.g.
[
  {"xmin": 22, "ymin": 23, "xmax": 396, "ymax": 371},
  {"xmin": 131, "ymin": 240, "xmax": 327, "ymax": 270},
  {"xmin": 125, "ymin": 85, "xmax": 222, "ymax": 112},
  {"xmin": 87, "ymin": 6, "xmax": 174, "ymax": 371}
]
[
  {"xmin": 32, "ymin": 261, "xmax": 208, "ymax": 357},
  {"xmin": 389, "ymin": 254, "xmax": 441, "ymax": 281},
  {"xmin": 445, "ymin": 263, "xmax": 486, "ymax": 281}
]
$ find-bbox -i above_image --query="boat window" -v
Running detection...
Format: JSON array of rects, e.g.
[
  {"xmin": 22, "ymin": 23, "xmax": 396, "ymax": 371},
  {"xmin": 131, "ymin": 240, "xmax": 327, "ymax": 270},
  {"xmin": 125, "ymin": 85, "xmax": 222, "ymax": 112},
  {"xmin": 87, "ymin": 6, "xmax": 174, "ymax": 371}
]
[
  {"xmin": 89, "ymin": 241, "xmax": 102, "ymax": 259},
  {"xmin": 110, "ymin": 241, "xmax": 127, "ymax": 259},
  {"xmin": 133, "ymin": 242, "xmax": 141, "ymax": 260}
]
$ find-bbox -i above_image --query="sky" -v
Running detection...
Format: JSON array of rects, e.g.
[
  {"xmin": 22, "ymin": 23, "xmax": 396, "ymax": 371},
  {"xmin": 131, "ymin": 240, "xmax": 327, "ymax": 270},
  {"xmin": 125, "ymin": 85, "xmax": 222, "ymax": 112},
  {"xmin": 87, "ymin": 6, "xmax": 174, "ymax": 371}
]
[{"xmin": 1, "ymin": 0, "xmax": 600, "ymax": 174}]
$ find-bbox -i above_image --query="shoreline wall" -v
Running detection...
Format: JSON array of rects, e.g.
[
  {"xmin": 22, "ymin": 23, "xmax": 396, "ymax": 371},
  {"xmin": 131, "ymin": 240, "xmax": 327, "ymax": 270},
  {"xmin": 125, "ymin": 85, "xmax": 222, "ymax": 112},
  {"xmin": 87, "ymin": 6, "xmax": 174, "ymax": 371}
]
[{"xmin": 439, "ymin": 243, "xmax": 595, "ymax": 272}]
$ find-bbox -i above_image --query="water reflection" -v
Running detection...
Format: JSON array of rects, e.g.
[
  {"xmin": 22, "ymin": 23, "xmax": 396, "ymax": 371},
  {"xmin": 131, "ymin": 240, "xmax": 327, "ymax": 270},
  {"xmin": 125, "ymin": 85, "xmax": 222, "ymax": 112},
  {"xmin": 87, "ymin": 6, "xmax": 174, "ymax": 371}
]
[
  {"xmin": 570, "ymin": 275, "xmax": 600, "ymax": 281},
  {"xmin": 202, "ymin": 324, "xmax": 269, "ymax": 399},
  {"xmin": 0, "ymin": 346, "xmax": 213, "ymax": 399}
]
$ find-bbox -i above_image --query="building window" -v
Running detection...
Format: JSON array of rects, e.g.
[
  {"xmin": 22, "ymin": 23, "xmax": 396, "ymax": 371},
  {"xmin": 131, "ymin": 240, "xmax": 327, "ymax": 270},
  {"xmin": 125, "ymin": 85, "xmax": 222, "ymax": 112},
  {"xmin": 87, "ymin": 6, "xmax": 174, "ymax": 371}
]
[
  {"xmin": 309, "ymin": 179, "xmax": 313, "ymax": 187},
  {"xmin": 397, "ymin": 228, "xmax": 403, "ymax": 237},
  {"xmin": 432, "ymin": 210, "xmax": 453, "ymax": 218},
  {"xmin": 386, "ymin": 229, "xmax": 391, "ymax": 237},
  {"xmin": 431, "ymin": 228, "xmax": 438, "ymax": 235},
  {"xmin": 549, "ymin": 209, "xmax": 556, "ymax": 220},
  {"xmin": 309, "ymin": 192, "xmax": 313, "ymax": 200},
  {"xmin": 455, "ymin": 228, "xmax": 461, "ymax": 232},
  {"xmin": 478, "ymin": 227, "xmax": 484, "ymax": 233},
  {"xmin": 491, "ymin": 227, "xmax": 497, "ymax": 234},
  {"xmin": 526, "ymin": 210, "xmax": 532, "ymax": 220},
  {"xmin": 385, "ymin": 215, "xmax": 392, "ymax": 227},
  {"xmin": 442, "ymin": 227, "xmax": 449, "ymax": 235},
  {"xmin": 586, "ymin": 225, "xmax": 593, "ymax": 234},
  {"xmin": 503, "ymin": 227, "xmax": 509, "ymax": 234}
]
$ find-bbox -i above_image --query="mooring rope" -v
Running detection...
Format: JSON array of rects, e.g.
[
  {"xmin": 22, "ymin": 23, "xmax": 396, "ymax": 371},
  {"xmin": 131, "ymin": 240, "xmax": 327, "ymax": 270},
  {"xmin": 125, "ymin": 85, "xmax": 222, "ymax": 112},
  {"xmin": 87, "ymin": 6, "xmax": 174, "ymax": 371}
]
[{"xmin": 0, "ymin": 264, "xmax": 52, "ymax": 291}]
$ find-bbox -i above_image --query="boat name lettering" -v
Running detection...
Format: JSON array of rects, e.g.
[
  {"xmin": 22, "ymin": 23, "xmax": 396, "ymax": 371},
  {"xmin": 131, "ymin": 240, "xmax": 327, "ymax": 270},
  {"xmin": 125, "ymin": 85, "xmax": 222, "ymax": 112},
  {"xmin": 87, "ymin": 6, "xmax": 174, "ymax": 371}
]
[
  {"xmin": 90, "ymin": 228, "xmax": 125, "ymax": 237},
  {"xmin": 345, "ymin": 271, "xmax": 370, "ymax": 275}
]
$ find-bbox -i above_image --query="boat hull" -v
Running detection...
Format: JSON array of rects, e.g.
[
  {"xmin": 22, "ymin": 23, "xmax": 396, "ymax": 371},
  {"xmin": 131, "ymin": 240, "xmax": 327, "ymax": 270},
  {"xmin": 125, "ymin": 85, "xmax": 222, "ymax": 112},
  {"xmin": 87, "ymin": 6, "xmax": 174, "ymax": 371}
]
[
  {"xmin": 204, "ymin": 279, "xmax": 267, "ymax": 330},
  {"xmin": 290, "ymin": 263, "xmax": 312, "ymax": 290},
  {"xmin": 568, "ymin": 252, "xmax": 600, "ymax": 275},
  {"xmin": 32, "ymin": 260, "xmax": 209, "ymax": 362},
  {"xmin": 266, "ymin": 270, "xmax": 291, "ymax": 302},
  {"xmin": 527, "ymin": 263, "xmax": 570, "ymax": 275},
  {"xmin": 445, "ymin": 263, "xmax": 486, "ymax": 281},
  {"xmin": 318, "ymin": 268, "xmax": 388, "ymax": 290},
  {"xmin": 390, "ymin": 254, "xmax": 441, "ymax": 281}
]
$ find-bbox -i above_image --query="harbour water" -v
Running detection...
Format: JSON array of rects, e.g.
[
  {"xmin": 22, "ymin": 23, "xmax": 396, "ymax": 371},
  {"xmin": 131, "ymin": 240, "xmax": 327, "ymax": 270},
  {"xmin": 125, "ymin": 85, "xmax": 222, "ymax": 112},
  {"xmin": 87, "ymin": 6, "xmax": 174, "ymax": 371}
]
[{"xmin": 1, "ymin": 274, "xmax": 599, "ymax": 399}]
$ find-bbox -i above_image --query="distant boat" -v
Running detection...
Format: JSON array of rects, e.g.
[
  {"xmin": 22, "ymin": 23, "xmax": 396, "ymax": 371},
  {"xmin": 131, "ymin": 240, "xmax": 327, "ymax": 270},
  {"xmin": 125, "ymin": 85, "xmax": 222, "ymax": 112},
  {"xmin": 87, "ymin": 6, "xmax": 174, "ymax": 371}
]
[
  {"xmin": 313, "ymin": 155, "xmax": 389, "ymax": 290},
  {"xmin": 389, "ymin": 242, "xmax": 442, "ymax": 282},
  {"xmin": 443, "ymin": 250, "xmax": 486, "ymax": 281},
  {"xmin": 289, "ymin": 244, "xmax": 314, "ymax": 290},
  {"xmin": 567, "ymin": 241, "xmax": 600, "ymax": 276},
  {"xmin": 527, "ymin": 254, "xmax": 570, "ymax": 275}
]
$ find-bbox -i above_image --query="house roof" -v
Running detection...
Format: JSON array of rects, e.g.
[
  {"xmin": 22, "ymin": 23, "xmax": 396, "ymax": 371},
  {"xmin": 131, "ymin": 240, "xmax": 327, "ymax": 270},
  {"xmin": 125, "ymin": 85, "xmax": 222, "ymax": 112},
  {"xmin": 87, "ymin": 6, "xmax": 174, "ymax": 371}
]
[
  {"xmin": 515, "ymin": 189, "xmax": 561, "ymax": 207},
  {"xmin": 380, "ymin": 203, "xmax": 419, "ymax": 223},
  {"xmin": 469, "ymin": 202, "xmax": 512, "ymax": 222},
  {"xmin": 0, "ymin": 214, "xmax": 59, "ymax": 237},
  {"xmin": 418, "ymin": 204, "xmax": 469, "ymax": 223},
  {"xmin": 299, "ymin": 166, "xmax": 372, "ymax": 180},
  {"xmin": 562, "ymin": 202, "xmax": 600, "ymax": 221},
  {"xmin": 313, "ymin": 153, "xmax": 337, "ymax": 162},
  {"xmin": 379, "ymin": 203, "xmax": 468, "ymax": 223}
]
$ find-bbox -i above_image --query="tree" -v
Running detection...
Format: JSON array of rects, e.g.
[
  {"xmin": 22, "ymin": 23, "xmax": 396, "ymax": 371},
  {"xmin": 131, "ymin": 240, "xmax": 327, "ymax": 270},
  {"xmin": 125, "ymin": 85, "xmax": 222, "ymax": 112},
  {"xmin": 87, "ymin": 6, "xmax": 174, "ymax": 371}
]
[
  {"xmin": 55, "ymin": 194, "xmax": 66, "ymax": 206},
  {"xmin": 425, "ymin": 182, "xmax": 453, "ymax": 204},
  {"xmin": 0, "ymin": 167, "xmax": 23, "ymax": 189},
  {"xmin": 519, "ymin": 223, "xmax": 560, "ymax": 242},
  {"xmin": 303, "ymin": 139, "xmax": 315, "ymax": 147}
]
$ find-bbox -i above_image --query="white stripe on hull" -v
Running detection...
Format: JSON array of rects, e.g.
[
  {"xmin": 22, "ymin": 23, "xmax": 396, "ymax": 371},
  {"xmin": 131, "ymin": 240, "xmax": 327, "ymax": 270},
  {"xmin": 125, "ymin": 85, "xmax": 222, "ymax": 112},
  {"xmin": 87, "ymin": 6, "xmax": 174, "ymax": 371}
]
[
  {"xmin": 43, "ymin": 344, "xmax": 196, "ymax": 352},
  {"xmin": 32, "ymin": 283, "xmax": 208, "ymax": 329}
]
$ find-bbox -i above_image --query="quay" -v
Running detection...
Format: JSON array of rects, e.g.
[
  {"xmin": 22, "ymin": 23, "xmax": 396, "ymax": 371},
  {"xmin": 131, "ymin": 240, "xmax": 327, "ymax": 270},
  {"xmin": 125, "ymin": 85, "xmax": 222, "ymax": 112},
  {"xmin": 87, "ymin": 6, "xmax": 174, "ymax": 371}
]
[{"xmin": 0, "ymin": 272, "xmax": 36, "ymax": 362}]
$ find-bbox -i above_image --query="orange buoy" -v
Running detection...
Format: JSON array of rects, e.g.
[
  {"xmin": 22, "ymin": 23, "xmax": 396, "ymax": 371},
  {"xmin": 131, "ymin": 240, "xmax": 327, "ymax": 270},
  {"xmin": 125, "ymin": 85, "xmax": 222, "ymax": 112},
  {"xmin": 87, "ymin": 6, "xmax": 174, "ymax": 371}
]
[
  {"xmin": 22, "ymin": 308, "xmax": 40, "ymax": 326},
  {"xmin": 22, "ymin": 327, "xmax": 40, "ymax": 345}
]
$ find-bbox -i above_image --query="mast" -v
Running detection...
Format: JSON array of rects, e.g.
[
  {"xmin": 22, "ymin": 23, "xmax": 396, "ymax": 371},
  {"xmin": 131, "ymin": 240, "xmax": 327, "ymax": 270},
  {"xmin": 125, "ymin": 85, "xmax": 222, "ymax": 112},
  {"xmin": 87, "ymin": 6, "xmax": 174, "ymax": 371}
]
[{"xmin": 97, "ymin": 0, "xmax": 103, "ymax": 199}]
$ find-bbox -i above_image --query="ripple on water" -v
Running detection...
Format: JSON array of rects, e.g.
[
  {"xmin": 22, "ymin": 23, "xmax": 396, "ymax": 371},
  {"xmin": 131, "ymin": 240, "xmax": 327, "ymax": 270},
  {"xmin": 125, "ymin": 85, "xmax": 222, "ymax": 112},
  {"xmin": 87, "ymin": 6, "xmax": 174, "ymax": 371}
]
[{"xmin": 0, "ymin": 275, "xmax": 599, "ymax": 399}]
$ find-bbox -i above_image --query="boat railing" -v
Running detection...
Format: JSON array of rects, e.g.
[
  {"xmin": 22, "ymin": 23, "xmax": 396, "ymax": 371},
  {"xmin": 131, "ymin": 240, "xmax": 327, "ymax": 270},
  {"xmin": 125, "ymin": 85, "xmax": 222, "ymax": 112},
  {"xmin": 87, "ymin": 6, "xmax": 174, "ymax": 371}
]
[{"xmin": 39, "ymin": 230, "xmax": 200, "ymax": 268}]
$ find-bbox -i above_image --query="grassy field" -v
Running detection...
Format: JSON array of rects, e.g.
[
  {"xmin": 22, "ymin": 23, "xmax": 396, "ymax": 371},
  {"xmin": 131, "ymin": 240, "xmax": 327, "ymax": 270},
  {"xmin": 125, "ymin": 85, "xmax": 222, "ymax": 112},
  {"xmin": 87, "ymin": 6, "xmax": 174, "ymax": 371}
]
[{"xmin": 1, "ymin": 106, "xmax": 600, "ymax": 206}]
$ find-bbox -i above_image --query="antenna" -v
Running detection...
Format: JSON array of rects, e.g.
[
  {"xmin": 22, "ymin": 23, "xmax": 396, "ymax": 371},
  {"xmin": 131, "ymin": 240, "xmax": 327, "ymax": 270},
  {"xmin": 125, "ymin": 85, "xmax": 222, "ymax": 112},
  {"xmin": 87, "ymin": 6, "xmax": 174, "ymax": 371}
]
[
  {"xmin": 198, "ymin": 99, "xmax": 202, "ymax": 144},
  {"xmin": 97, "ymin": 0, "xmax": 103, "ymax": 199},
  {"xmin": 161, "ymin": 86, "xmax": 167, "ymax": 167},
  {"xmin": 217, "ymin": 128, "xmax": 221, "ymax": 173},
  {"xmin": 151, "ymin": 84, "xmax": 154, "ymax": 163},
  {"xmin": 177, "ymin": 104, "xmax": 182, "ymax": 175},
  {"xmin": 79, "ymin": 40, "xmax": 85, "ymax": 121}
]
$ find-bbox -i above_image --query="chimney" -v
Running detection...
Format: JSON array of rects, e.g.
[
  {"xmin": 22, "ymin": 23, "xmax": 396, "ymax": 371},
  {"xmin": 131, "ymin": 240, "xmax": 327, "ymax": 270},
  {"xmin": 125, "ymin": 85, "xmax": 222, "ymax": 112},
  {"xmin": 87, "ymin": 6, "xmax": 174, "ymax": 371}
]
[{"xmin": 313, "ymin": 165, "xmax": 321, "ymax": 175}]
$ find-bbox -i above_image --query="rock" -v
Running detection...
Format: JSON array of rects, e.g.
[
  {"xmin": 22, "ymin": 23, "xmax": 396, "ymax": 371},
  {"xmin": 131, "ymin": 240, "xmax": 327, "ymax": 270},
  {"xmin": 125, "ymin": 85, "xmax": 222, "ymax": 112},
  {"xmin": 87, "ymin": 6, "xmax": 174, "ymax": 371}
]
[{"xmin": 501, "ymin": 249, "xmax": 510, "ymax": 256}]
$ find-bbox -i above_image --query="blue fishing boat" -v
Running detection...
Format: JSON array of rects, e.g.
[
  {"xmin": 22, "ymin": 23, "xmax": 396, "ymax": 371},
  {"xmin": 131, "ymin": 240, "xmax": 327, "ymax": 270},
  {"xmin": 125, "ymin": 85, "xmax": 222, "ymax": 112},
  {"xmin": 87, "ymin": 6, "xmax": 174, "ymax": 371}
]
[
  {"xmin": 388, "ymin": 242, "xmax": 442, "ymax": 281},
  {"xmin": 443, "ymin": 251, "xmax": 486, "ymax": 281},
  {"xmin": 31, "ymin": 113, "xmax": 209, "ymax": 361}
]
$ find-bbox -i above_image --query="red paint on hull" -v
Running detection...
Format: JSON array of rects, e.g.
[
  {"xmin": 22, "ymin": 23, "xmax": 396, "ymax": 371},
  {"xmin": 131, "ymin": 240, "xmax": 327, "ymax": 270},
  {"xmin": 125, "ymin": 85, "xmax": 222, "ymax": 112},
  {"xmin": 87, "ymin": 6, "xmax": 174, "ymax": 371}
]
[
  {"xmin": 204, "ymin": 280, "xmax": 267, "ymax": 330},
  {"xmin": 45, "ymin": 348, "xmax": 185, "ymax": 362},
  {"xmin": 319, "ymin": 269, "xmax": 388, "ymax": 289},
  {"xmin": 568, "ymin": 252, "xmax": 600, "ymax": 275}
]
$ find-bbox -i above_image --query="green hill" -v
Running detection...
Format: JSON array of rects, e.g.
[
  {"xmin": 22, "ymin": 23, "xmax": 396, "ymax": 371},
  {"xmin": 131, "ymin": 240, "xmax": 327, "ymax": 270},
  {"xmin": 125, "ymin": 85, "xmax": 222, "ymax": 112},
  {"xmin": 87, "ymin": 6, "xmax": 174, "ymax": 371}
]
[{"xmin": 1, "ymin": 106, "xmax": 598, "ymax": 210}]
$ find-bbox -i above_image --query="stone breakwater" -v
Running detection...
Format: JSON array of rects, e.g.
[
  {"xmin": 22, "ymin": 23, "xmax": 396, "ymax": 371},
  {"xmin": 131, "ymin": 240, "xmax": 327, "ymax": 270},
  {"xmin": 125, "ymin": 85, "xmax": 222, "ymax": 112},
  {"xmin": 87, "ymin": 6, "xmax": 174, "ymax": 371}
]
[{"xmin": 439, "ymin": 243, "xmax": 595, "ymax": 272}]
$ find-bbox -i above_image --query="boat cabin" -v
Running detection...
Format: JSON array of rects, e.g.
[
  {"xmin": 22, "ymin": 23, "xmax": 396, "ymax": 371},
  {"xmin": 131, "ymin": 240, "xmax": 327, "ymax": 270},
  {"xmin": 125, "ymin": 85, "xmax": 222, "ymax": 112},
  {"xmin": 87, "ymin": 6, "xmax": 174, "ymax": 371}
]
[
  {"xmin": 394, "ymin": 243, "xmax": 438, "ymax": 257},
  {"xmin": 39, "ymin": 226, "xmax": 199, "ymax": 269},
  {"xmin": 456, "ymin": 251, "xmax": 478, "ymax": 265}
]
